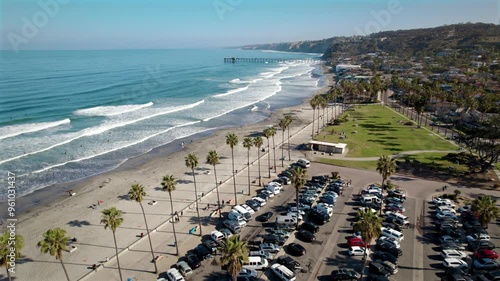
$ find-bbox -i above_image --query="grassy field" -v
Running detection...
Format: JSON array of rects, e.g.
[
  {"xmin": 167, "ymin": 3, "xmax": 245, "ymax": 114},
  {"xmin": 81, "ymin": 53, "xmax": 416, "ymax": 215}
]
[
  {"xmin": 314, "ymin": 104, "xmax": 457, "ymax": 157},
  {"xmin": 317, "ymin": 152, "xmax": 469, "ymax": 173}
]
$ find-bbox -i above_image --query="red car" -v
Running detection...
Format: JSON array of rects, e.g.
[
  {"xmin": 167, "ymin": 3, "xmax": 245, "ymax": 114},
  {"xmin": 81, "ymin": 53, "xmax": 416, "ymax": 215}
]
[
  {"xmin": 475, "ymin": 249, "xmax": 499, "ymax": 260},
  {"xmin": 348, "ymin": 238, "xmax": 367, "ymax": 247}
]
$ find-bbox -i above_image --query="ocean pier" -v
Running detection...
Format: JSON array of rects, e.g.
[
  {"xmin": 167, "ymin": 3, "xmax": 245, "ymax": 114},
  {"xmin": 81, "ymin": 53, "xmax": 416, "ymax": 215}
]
[{"xmin": 224, "ymin": 57, "xmax": 323, "ymax": 63}]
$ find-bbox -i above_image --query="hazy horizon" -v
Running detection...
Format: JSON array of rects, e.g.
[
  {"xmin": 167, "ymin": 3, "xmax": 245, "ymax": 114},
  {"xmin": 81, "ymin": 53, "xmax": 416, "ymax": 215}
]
[{"xmin": 1, "ymin": 0, "xmax": 498, "ymax": 51}]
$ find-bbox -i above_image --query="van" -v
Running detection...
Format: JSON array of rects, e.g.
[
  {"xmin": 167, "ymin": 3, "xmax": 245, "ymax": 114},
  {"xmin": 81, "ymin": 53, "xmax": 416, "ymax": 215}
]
[
  {"xmin": 233, "ymin": 205, "xmax": 252, "ymax": 221},
  {"xmin": 275, "ymin": 215, "xmax": 297, "ymax": 226},
  {"xmin": 265, "ymin": 182, "xmax": 282, "ymax": 195},
  {"xmin": 228, "ymin": 211, "xmax": 247, "ymax": 227},
  {"xmin": 271, "ymin": 264, "xmax": 296, "ymax": 281},
  {"xmin": 166, "ymin": 268, "xmax": 185, "ymax": 281},
  {"xmin": 223, "ymin": 220, "xmax": 241, "ymax": 234},
  {"xmin": 381, "ymin": 227, "xmax": 404, "ymax": 242},
  {"xmin": 386, "ymin": 211, "xmax": 408, "ymax": 222},
  {"xmin": 175, "ymin": 261, "xmax": 193, "ymax": 277},
  {"xmin": 243, "ymin": 256, "xmax": 269, "ymax": 270},
  {"xmin": 297, "ymin": 159, "xmax": 310, "ymax": 168}
]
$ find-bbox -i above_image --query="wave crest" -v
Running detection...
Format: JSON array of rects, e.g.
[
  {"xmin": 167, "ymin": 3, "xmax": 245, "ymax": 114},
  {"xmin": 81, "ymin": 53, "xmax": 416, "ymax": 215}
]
[
  {"xmin": 74, "ymin": 102, "xmax": 154, "ymax": 117},
  {"xmin": 0, "ymin": 119, "xmax": 70, "ymax": 141}
]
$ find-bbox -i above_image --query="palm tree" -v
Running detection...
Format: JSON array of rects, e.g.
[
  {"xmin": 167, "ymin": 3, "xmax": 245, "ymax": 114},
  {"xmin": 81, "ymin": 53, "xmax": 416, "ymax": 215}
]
[
  {"xmin": 320, "ymin": 96, "xmax": 328, "ymax": 128},
  {"xmin": 290, "ymin": 166, "xmax": 307, "ymax": 229},
  {"xmin": 310, "ymin": 96, "xmax": 318, "ymax": 137},
  {"xmin": 376, "ymin": 155, "xmax": 397, "ymax": 214},
  {"xmin": 278, "ymin": 118, "xmax": 287, "ymax": 167},
  {"xmin": 263, "ymin": 128, "xmax": 273, "ymax": 178},
  {"xmin": 316, "ymin": 96, "xmax": 325, "ymax": 133},
  {"xmin": 284, "ymin": 115, "xmax": 293, "ymax": 162},
  {"xmin": 353, "ymin": 209, "xmax": 383, "ymax": 281},
  {"xmin": 160, "ymin": 175, "xmax": 180, "ymax": 254},
  {"xmin": 128, "ymin": 184, "xmax": 158, "ymax": 273},
  {"xmin": 219, "ymin": 235, "xmax": 249, "ymax": 281},
  {"xmin": 253, "ymin": 137, "xmax": 264, "ymax": 186},
  {"xmin": 268, "ymin": 127, "xmax": 277, "ymax": 173},
  {"xmin": 206, "ymin": 150, "xmax": 222, "ymax": 217},
  {"xmin": 226, "ymin": 133, "xmax": 239, "ymax": 205},
  {"xmin": 100, "ymin": 207, "xmax": 125, "ymax": 281},
  {"xmin": 472, "ymin": 195, "xmax": 500, "ymax": 229},
  {"xmin": 243, "ymin": 137, "xmax": 253, "ymax": 195},
  {"xmin": 0, "ymin": 232, "xmax": 23, "ymax": 281},
  {"xmin": 185, "ymin": 153, "xmax": 203, "ymax": 235},
  {"xmin": 37, "ymin": 228, "xmax": 71, "ymax": 281}
]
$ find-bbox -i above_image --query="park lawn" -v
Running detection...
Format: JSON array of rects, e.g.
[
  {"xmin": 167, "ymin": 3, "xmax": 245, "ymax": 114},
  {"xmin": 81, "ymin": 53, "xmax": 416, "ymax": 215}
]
[
  {"xmin": 314, "ymin": 104, "xmax": 456, "ymax": 157},
  {"xmin": 400, "ymin": 152, "xmax": 469, "ymax": 173},
  {"xmin": 317, "ymin": 158, "xmax": 377, "ymax": 170}
]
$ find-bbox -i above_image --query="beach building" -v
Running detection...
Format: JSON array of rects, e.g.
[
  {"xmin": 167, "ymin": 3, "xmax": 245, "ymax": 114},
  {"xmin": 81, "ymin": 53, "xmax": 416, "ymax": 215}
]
[{"xmin": 307, "ymin": 140, "xmax": 347, "ymax": 154}]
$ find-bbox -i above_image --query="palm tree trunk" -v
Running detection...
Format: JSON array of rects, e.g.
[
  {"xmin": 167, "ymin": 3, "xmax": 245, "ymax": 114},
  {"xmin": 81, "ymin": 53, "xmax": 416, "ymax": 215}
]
[
  {"xmin": 287, "ymin": 126, "xmax": 291, "ymax": 161},
  {"xmin": 58, "ymin": 255, "xmax": 71, "ymax": 281},
  {"xmin": 112, "ymin": 231, "xmax": 124, "ymax": 281},
  {"xmin": 213, "ymin": 165, "xmax": 222, "ymax": 218},
  {"xmin": 191, "ymin": 169, "xmax": 203, "ymax": 235},
  {"xmin": 231, "ymin": 148, "xmax": 238, "ymax": 205},
  {"xmin": 257, "ymin": 149, "xmax": 261, "ymax": 186},
  {"xmin": 311, "ymin": 110, "xmax": 315, "ymax": 137},
  {"xmin": 317, "ymin": 108, "xmax": 320, "ymax": 133},
  {"xmin": 379, "ymin": 177, "xmax": 385, "ymax": 216},
  {"xmin": 6, "ymin": 266, "xmax": 11, "ymax": 281},
  {"xmin": 168, "ymin": 192, "xmax": 179, "ymax": 255},
  {"xmin": 281, "ymin": 130, "xmax": 285, "ymax": 167},
  {"xmin": 272, "ymin": 136, "xmax": 277, "ymax": 173},
  {"xmin": 140, "ymin": 203, "xmax": 158, "ymax": 273},
  {"xmin": 267, "ymin": 139, "xmax": 271, "ymax": 178},
  {"xmin": 295, "ymin": 187, "xmax": 300, "ymax": 229},
  {"xmin": 247, "ymin": 150, "xmax": 251, "ymax": 195}
]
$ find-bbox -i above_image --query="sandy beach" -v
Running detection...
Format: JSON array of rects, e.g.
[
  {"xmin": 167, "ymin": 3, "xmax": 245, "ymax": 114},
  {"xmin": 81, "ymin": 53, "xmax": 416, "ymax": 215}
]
[{"xmin": 6, "ymin": 66, "xmax": 335, "ymax": 281}]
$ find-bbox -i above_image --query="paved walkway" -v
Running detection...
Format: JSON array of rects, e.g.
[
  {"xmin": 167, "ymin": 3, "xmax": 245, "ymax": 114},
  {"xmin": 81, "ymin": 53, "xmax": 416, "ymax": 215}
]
[{"xmin": 309, "ymin": 150, "xmax": 460, "ymax": 161}]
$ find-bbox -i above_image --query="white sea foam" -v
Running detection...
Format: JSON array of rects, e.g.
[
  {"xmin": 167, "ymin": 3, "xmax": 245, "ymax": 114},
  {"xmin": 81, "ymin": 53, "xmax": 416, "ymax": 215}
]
[
  {"xmin": 0, "ymin": 100, "xmax": 205, "ymax": 165},
  {"xmin": 30, "ymin": 120, "xmax": 202, "ymax": 175},
  {"xmin": 229, "ymin": 78, "xmax": 262, "ymax": 84},
  {"xmin": 74, "ymin": 102, "xmax": 154, "ymax": 117},
  {"xmin": 0, "ymin": 119, "xmax": 70, "ymax": 141},
  {"xmin": 212, "ymin": 86, "xmax": 249, "ymax": 98},
  {"xmin": 250, "ymin": 105, "xmax": 258, "ymax": 112}
]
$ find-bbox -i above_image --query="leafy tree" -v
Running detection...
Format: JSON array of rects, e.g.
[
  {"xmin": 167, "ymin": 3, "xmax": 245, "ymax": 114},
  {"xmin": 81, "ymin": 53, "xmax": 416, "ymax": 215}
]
[
  {"xmin": 206, "ymin": 150, "xmax": 222, "ymax": 217},
  {"xmin": 290, "ymin": 166, "xmax": 307, "ymax": 229},
  {"xmin": 37, "ymin": 228, "xmax": 71, "ymax": 281},
  {"xmin": 253, "ymin": 137, "xmax": 264, "ymax": 186},
  {"xmin": 0, "ymin": 232, "xmax": 23, "ymax": 281},
  {"xmin": 185, "ymin": 153, "xmax": 203, "ymax": 235},
  {"xmin": 263, "ymin": 128, "xmax": 273, "ymax": 178},
  {"xmin": 160, "ymin": 175, "xmax": 180, "ymax": 254},
  {"xmin": 219, "ymin": 235, "xmax": 249, "ymax": 281},
  {"xmin": 128, "ymin": 183, "xmax": 158, "ymax": 273},
  {"xmin": 472, "ymin": 195, "xmax": 500, "ymax": 229},
  {"xmin": 101, "ymin": 207, "xmax": 125, "ymax": 280},
  {"xmin": 353, "ymin": 209, "xmax": 383, "ymax": 281},
  {"xmin": 226, "ymin": 133, "xmax": 239, "ymax": 205},
  {"xmin": 243, "ymin": 137, "xmax": 253, "ymax": 195}
]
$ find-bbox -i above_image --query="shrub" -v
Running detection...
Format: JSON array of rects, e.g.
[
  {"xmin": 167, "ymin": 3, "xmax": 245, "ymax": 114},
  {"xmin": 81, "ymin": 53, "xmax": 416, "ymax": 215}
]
[{"xmin": 404, "ymin": 121, "xmax": 414, "ymax": 126}]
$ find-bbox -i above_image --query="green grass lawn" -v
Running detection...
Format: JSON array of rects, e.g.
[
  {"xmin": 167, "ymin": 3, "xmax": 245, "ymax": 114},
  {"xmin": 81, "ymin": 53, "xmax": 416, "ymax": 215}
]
[
  {"xmin": 314, "ymin": 104, "xmax": 457, "ymax": 157},
  {"xmin": 317, "ymin": 158, "xmax": 377, "ymax": 170}
]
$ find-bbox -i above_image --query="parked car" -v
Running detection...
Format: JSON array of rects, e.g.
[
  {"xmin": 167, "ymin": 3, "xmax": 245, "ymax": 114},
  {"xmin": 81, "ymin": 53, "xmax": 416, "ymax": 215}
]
[
  {"xmin": 348, "ymin": 246, "xmax": 367, "ymax": 256},
  {"xmin": 210, "ymin": 230, "xmax": 225, "ymax": 242},
  {"xmin": 309, "ymin": 209, "xmax": 330, "ymax": 225},
  {"xmin": 372, "ymin": 251, "xmax": 399, "ymax": 264},
  {"xmin": 238, "ymin": 268, "xmax": 258, "ymax": 279},
  {"xmin": 330, "ymin": 269, "xmax": 361, "ymax": 280},
  {"xmin": 287, "ymin": 243, "xmax": 306, "ymax": 256},
  {"xmin": 475, "ymin": 249, "xmax": 499, "ymax": 260},
  {"xmin": 466, "ymin": 233, "xmax": 491, "ymax": 242},
  {"xmin": 263, "ymin": 234, "xmax": 286, "ymax": 246},
  {"xmin": 259, "ymin": 243, "xmax": 280, "ymax": 253},
  {"xmin": 348, "ymin": 238, "xmax": 367, "ymax": 247},
  {"xmin": 276, "ymin": 255, "xmax": 303, "ymax": 273},
  {"xmin": 441, "ymin": 250, "xmax": 467, "ymax": 259},
  {"xmin": 443, "ymin": 258, "xmax": 468, "ymax": 269},
  {"xmin": 257, "ymin": 212, "xmax": 273, "ymax": 222},
  {"xmin": 246, "ymin": 200, "xmax": 261, "ymax": 211},
  {"xmin": 252, "ymin": 197, "xmax": 266, "ymax": 207},
  {"xmin": 376, "ymin": 242, "xmax": 403, "ymax": 257},
  {"xmin": 194, "ymin": 244, "xmax": 211, "ymax": 260},
  {"xmin": 185, "ymin": 253, "xmax": 201, "ymax": 269},
  {"xmin": 379, "ymin": 260, "xmax": 398, "ymax": 275},
  {"xmin": 368, "ymin": 262, "xmax": 391, "ymax": 277},
  {"xmin": 297, "ymin": 230, "xmax": 315, "ymax": 242},
  {"xmin": 299, "ymin": 222, "xmax": 319, "ymax": 233},
  {"xmin": 469, "ymin": 240, "xmax": 495, "ymax": 251},
  {"xmin": 473, "ymin": 258, "xmax": 500, "ymax": 270},
  {"xmin": 377, "ymin": 236, "xmax": 400, "ymax": 249},
  {"xmin": 441, "ymin": 242, "xmax": 466, "ymax": 251},
  {"xmin": 440, "ymin": 235, "xmax": 459, "ymax": 244}
]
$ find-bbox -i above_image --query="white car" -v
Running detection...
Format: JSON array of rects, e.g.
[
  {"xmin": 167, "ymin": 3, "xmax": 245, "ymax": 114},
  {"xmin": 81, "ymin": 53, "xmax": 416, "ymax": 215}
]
[
  {"xmin": 210, "ymin": 230, "xmax": 224, "ymax": 242},
  {"xmin": 366, "ymin": 185, "xmax": 382, "ymax": 193},
  {"xmin": 458, "ymin": 205, "xmax": 471, "ymax": 213},
  {"xmin": 436, "ymin": 200, "xmax": 456, "ymax": 209},
  {"xmin": 437, "ymin": 206, "xmax": 456, "ymax": 214},
  {"xmin": 348, "ymin": 246, "xmax": 368, "ymax": 256},
  {"xmin": 436, "ymin": 212, "xmax": 457, "ymax": 220},
  {"xmin": 252, "ymin": 197, "xmax": 266, "ymax": 206},
  {"xmin": 260, "ymin": 190, "xmax": 275, "ymax": 198},
  {"xmin": 219, "ymin": 228, "xmax": 233, "ymax": 239},
  {"xmin": 286, "ymin": 212, "xmax": 303, "ymax": 221},
  {"xmin": 288, "ymin": 206, "xmax": 305, "ymax": 216},
  {"xmin": 241, "ymin": 204, "xmax": 255, "ymax": 215},
  {"xmin": 358, "ymin": 207, "xmax": 377, "ymax": 214},
  {"xmin": 259, "ymin": 243, "xmax": 280, "ymax": 253},
  {"xmin": 466, "ymin": 233, "xmax": 490, "ymax": 242},
  {"xmin": 377, "ymin": 236, "xmax": 401, "ymax": 249},
  {"xmin": 433, "ymin": 197, "xmax": 447, "ymax": 204},
  {"xmin": 441, "ymin": 250, "xmax": 467, "ymax": 259},
  {"xmin": 443, "ymin": 258, "xmax": 468, "ymax": 269},
  {"xmin": 314, "ymin": 205, "xmax": 333, "ymax": 217}
]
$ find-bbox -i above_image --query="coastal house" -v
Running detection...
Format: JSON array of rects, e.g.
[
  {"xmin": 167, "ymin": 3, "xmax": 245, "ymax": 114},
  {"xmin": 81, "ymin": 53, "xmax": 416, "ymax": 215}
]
[{"xmin": 307, "ymin": 140, "xmax": 347, "ymax": 154}]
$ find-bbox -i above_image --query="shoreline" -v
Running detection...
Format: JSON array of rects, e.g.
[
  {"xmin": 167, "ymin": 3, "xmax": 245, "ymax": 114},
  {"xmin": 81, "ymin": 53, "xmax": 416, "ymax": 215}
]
[{"xmin": 10, "ymin": 64, "xmax": 334, "ymax": 219}]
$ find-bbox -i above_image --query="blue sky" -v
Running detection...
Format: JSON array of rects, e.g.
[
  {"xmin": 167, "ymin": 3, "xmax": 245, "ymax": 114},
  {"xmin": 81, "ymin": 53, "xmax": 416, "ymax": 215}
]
[{"xmin": 0, "ymin": 0, "xmax": 497, "ymax": 50}]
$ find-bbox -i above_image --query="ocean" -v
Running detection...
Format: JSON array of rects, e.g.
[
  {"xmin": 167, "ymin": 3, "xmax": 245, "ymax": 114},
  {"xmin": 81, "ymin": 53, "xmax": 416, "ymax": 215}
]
[{"xmin": 0, "ymin": 48, "xmax": 324, "ymax": 200}]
